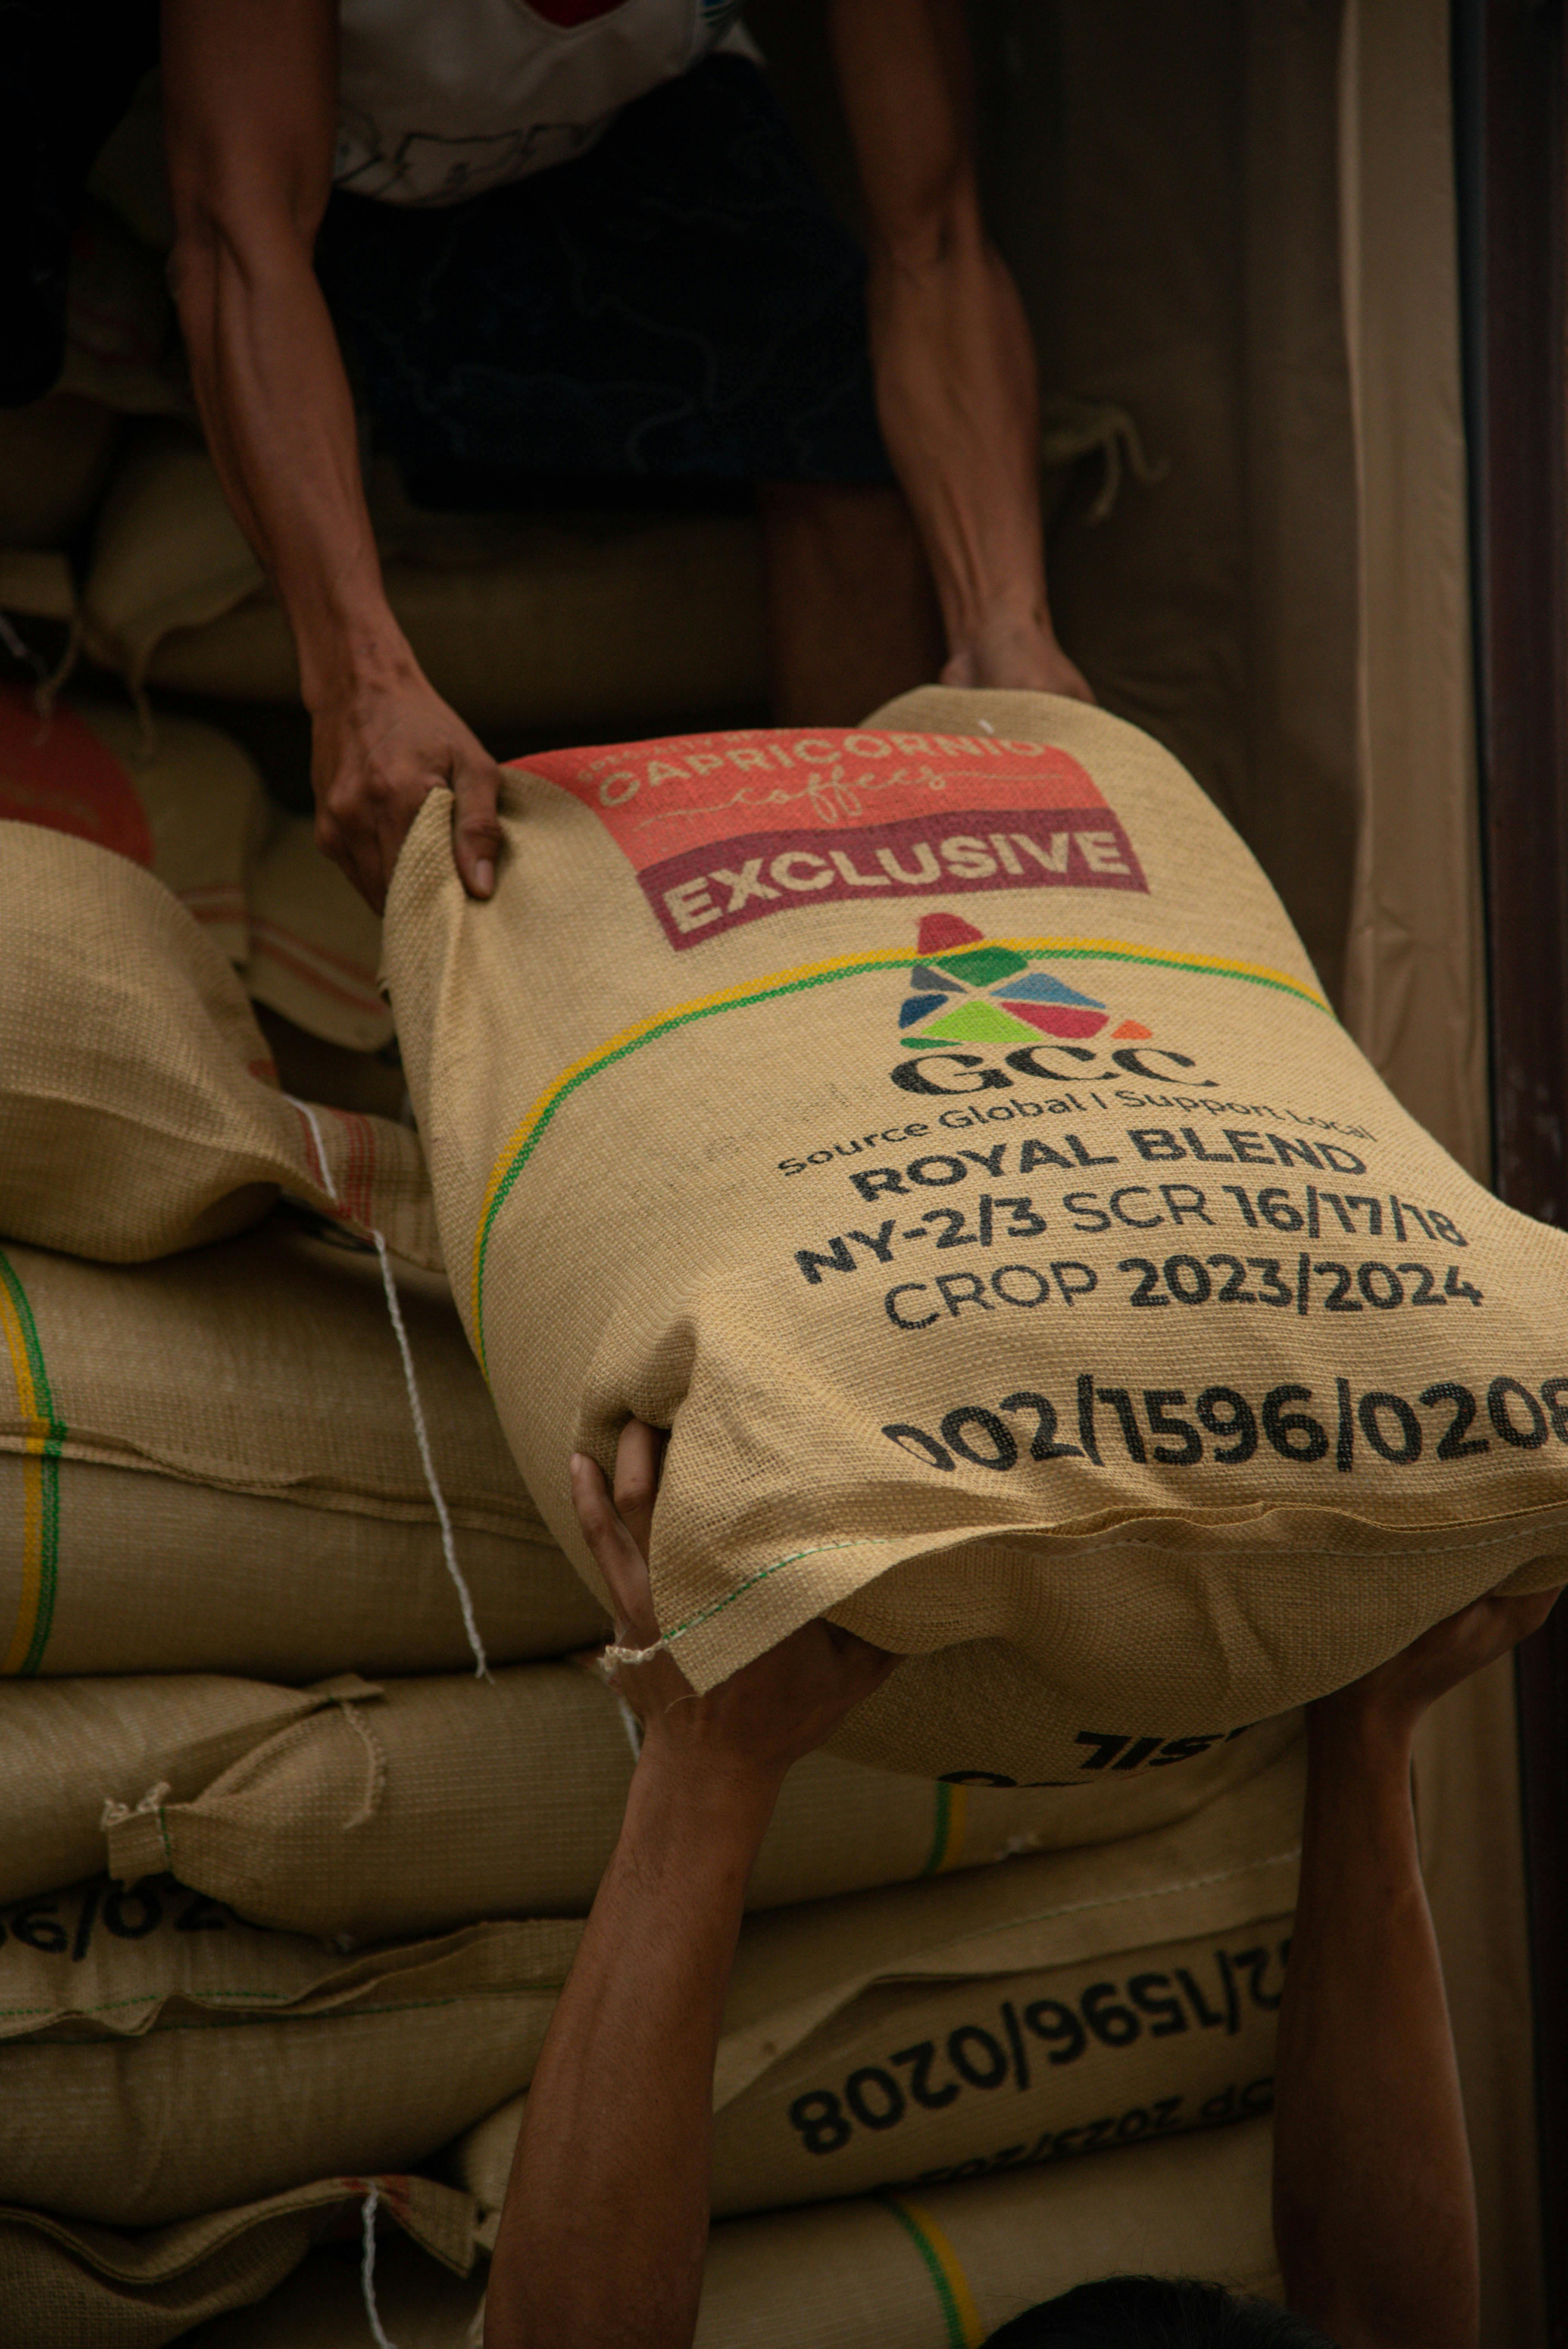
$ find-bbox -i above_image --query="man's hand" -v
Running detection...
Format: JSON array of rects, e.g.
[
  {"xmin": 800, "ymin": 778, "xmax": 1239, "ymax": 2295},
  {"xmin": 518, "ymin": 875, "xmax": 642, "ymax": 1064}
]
[
  {"xmin": 941, "ymin": 604, "xmax": 1095, "ymax": 702},
  {"xmin": 572, "ymin": 1421, "xmax": 896, "ymax": 1797},
  {"xmin": 1311, "ymin": 1585, "xmax": 1560, "ymax": 1746},
  {"xmin": 163, "ymin": 0, "xmax": 501, "ymax": 918},
  {"xmin": 485, "ymin": 1425, "xmax": 895, "ymax": 2349},
  {"xmin": 312, "ymin": 668, "xmax": 503, "ymax": 914},
  {"xmin": 1275, "ymin": 1583, "xmax": 1560, "ymax": 2349},
  {"xmin": 832, "ymin": 0, "xmax": 1096, "ymax": 709}
]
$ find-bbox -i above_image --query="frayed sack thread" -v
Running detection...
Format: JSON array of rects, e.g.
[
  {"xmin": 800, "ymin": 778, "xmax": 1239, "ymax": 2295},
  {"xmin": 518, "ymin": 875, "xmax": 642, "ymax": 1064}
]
[
  {"xmin": 291, "ymin": 1097, "xmax": 489, "ymax": 1679},
  {"xmin": 598, "ymin": 1636, "xmax": 673, "ymax": 1674}
]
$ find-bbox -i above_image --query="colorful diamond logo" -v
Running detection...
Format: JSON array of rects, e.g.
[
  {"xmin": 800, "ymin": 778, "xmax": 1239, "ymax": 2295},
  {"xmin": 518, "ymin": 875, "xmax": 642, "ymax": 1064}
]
[{"xmin": 896, "ymin": 914, "xmax": 1146, "ymax": 1054}]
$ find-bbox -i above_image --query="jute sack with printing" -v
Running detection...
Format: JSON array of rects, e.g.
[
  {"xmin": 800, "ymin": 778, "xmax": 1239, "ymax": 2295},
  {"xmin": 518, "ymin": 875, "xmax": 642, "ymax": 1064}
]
[
  {"xmin": 0, "ymin": 1219, "xmax": 606, "ymax": 1680},
  {"xmin": 188, "ymin": 2119, "xmax": 1280, "ymax": 2349},
  {"xmin": 0, "ymin": 2172, "xmax": 480, "ymax": 2349},
  {"xmin": 1, "ymin": 1747, "xmax": 1296, "ymax": 2228},
  {"xmin": 0, "ymin": 681, "xmax": 267, "ymax": 967},
  {"xmin": 94, "ymin": 1664, "xmax": 1300, "ymax": 1938},
  {"xmin": 458, "ymin": 1738, "xmax": 1301, "ymax": 2222},
  {"xmin": 0, "ymin": 820, "xmax": 435, "ymax": 1265},
  {"xmin": 0, "ymin": 1887, "xmax": 579, "ymax": 2226},
  {"xmin": 384, "ymin": 687, "xmax": 1568, "ymax": 1782}
]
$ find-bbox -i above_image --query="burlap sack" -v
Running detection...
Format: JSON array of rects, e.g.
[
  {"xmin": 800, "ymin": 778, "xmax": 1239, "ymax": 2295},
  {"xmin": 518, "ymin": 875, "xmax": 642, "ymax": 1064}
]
[
  {"xmin": 0, "ymin": 1747, "xmax": 1296, "ymax": 2229},
  {"xmin": 383, "ymin": 690, "xmax": 1568, "ymax": 1780},
  {"xmin": 0, "ymin": 2173, "xmax": 479, "ymax": 2349},
  {"xmin": 0, "ymin": 677, "xmax": 396, "ymax": 1056},
  {"xmin": 0, "ymin": 820, "xmax": 437, "ymax": 1266},
  {"xmin": 0, "ymin": 1219, "xmax": 606, "ymax": 1679},
  {"xmin": 246, "ymin": 810, "xmax": 393, "ymax": 1054},
  {"xmin": 186, "ymin": 2119, "xmax": 1280, "ymax": 2349},
  {"xmin": 457, "ymin": 1737, "xmax": 1300, "ymax": 2220},
  {"xmin": 0, "ymin": 683, "xmax": 267, "ymax": 967},
  {"xmin": 0, "ymin": 394, "xmax": 118, "ymax": 550},
  {"xmin": 0, "ymin": 1672, "xmax": 346, "ymax": 1904},
  {"xmin": 0, "ymin": 1890, "xmax": 579, "ymax": 2226},
  {"xmin": 79, "ymin": 428, "xmax": 766, "ymax": 729},
  {"xmin": 93, "ymin": 1663, "xmax": 1299, "ymax": 1938}
]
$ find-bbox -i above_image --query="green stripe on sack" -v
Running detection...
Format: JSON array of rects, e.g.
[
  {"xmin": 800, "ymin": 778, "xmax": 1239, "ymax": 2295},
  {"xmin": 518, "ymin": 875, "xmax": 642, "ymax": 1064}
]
[
  {"xmin": 879, "ymin": 2196, "xmax": 985, "ymax": 2347},
  {"xmin": 473, "ymin": 937, "xmax": 1333, "ymax": 1369},
  {"xmin": 0, "ymin": 1246, "xmax": 65, "ymax": 1676}
]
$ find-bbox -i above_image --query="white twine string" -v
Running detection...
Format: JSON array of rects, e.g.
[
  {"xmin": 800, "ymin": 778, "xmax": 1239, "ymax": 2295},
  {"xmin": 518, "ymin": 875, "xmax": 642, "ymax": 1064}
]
[
  {"xmin": 360, "ymin": 2184, "xmax": 399, "ymax": 2349},
  {"xmin": 290, "ymin": 1098, "xmax": 489, "ymax": 1679},
  {"xmin": 609, "ymin": 1685, "xmax": 644, "ymax": 1761}
]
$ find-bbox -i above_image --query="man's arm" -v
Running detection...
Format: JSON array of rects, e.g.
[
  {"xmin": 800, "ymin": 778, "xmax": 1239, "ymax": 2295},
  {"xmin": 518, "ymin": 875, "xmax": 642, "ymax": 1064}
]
[
  {"xmin": 483, "ymin": 1423, "xmax": 894, "ymax": 2349},
  {"xmin": 1274, "ymin": 1588, "xmax": 1560, "ymax": 2349},
  {"xmin": 828, "ymin": 0, "xmax": 1090, "ymax": 702},
  {"xmin": 161, "ymin": 0, "xmax": 501, "ymax": 911}
]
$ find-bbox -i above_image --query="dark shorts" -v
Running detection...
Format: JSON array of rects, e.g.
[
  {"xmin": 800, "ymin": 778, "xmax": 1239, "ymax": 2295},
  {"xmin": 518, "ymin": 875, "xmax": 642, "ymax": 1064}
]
[{"xmin": 314, "ymin": 53, "xmax": 893, "ymax": 507}]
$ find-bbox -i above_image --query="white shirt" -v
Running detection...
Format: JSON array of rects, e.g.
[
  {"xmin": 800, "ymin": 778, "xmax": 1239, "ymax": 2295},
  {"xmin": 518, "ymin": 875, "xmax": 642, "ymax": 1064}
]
[{"xmin": 334, "ymin": 0, "xmax": 750, "ymax": 206}]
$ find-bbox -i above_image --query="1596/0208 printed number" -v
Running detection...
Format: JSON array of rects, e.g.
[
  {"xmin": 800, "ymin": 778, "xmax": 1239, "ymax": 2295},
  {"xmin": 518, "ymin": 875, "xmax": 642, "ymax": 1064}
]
[{"xmin": 883, "ymin": 1371, "xmax": 1568, "ymax": 1476}]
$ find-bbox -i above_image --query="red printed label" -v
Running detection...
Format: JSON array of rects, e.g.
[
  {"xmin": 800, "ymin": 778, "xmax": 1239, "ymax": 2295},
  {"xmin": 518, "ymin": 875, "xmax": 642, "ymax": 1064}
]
[
  {"xmin": 0, "ymin": 688, "xmax": 153, "ymax": 865},
  {"xmin": 525, "ymin": 729, "xmax": 1147, "ymax": 949}
]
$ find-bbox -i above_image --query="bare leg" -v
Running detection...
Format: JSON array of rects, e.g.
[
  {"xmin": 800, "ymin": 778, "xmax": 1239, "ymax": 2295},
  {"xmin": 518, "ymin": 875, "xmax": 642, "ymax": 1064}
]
[{"xmin": 759, "ymin": 479, "xmax": 945, "ymax": 724}]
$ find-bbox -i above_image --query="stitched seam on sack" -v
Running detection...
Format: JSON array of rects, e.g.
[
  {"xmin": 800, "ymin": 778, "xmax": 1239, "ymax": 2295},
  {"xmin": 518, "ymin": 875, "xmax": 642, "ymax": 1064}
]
[
  {"xmin": 469, "ymin": 938, "xmax": 1332, "ymax": 1364},
  {"xmin": 654, "ymin": 1538, "xmax": 889, "ymax": 1644},
  {"xmin": 0, "ymin": 1427, "xmax": 1556, "ymax": 1550},
  {"xmin": 648, "ymin": 1492, "xmax": 1568, "ymax": 1648},
  {"xmin": 647, "ymin": 1508, "xmax": 1568, "ymax": 1652},
  {"xmin": 4, "ymin": 1985, "xmax": 570, "ymax": 2029},
  {"xmin": 905, "ymin": 1845, "xmax": 1302, "ymax": 1954}
]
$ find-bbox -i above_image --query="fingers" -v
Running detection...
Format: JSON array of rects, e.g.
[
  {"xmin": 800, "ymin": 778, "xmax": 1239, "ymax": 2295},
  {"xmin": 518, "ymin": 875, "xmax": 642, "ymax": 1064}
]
[
  {"xmin": 612, "ymin": 1420, "xmax": 666, "ymax": 1565},
  {"xmin": 1472, "ymin": 1584, "xmax": 1562, "ymax": 1659},
  {"xmin": 824, "ymin": 1621, "xmax": 900, "ymax": 1692},
  {"xmin": 315, "ymin": 800, "xmax": 390, "ymax": 915},
  {"xmin": 451, "ymin": 749, "xmax": 504, "ymax": 900},
  {"xmin": 569, "ymin": 1449, "xmax": 658, "ymax": 1647}
]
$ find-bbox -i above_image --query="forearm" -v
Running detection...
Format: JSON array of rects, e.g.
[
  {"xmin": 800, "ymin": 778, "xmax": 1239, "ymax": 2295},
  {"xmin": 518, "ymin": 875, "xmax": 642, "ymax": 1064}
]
[
  {"xmin": 866, "ymin": 214, "xmax": 1048, "ymax": 657},
  {"xmin": 485, "ymin": 1750, "xmax": 779, "ymax": 2349},
  {"xmin": 1273, "ymin": 1702, "xmax": 1477, "ymax": 2349},
  {"xmin": 171, "ymin": 213, "xmax": 410, "ymax": 714}
]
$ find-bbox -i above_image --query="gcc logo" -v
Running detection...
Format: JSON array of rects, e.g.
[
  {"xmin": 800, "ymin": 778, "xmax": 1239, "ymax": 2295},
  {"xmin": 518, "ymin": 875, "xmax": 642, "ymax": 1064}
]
[{"xmin": 891, "ymin": 914, "xmax": 1214, "ymax": 1095}]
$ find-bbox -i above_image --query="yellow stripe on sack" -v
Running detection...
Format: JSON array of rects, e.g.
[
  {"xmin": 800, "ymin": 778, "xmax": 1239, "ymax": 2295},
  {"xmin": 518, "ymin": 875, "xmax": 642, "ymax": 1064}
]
[
  {"xmin": 0, "ymin": 1250, "xmax": 64, "ymax": 1676},
  {"xmin": 470, "ymin": 936, "xmax": 1331, "ymax": 1362},
  {"xmin": 921, "ymin": 1782, "xmax": 969, "ymax": 1875},
  {"xmin": 880, "ymin": 2196, "xmax": 987, "ymax": 2348}
]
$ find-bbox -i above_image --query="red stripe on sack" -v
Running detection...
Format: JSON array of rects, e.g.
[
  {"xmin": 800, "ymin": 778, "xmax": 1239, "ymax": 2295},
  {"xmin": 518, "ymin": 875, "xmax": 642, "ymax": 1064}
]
[
  {"xmin": 250, "ymin": 914, "xmax": 385, "ymax": 991},
  {"xmin": 0, "ymin": 686, "xmax": 155, "ymax": 864},
  {"xmin": 250, "ymin": 933, "xmax": 386, "ymax": 1014}
]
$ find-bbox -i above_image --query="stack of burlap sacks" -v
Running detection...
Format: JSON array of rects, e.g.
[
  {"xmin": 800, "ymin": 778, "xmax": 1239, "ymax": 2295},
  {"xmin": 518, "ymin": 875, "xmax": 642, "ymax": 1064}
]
[
  {"xmin": 0, "ymin": 93, "xmax": 770, "ymax": 756},
  {"xmin": 0, "ymin": 704, "xmax": 1303, "ymax": 2343}
]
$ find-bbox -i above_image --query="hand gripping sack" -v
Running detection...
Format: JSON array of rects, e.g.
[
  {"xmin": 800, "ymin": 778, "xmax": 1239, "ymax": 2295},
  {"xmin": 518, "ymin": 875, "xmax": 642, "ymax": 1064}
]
[{"xmin": 385, "ymin": 688, "xmax": 1568, "ymax": 1780}]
